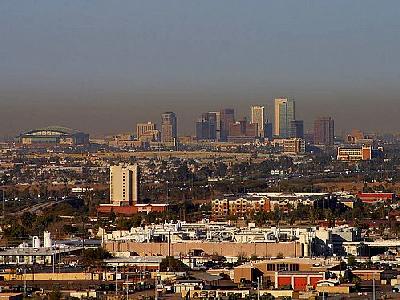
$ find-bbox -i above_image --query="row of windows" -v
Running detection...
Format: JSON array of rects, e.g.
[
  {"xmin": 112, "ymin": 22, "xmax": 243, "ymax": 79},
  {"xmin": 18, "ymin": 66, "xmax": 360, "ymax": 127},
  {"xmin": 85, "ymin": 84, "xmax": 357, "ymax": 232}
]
[
  {"xmin": 4, "ymin": 255, "xmax": 49, "ymax": 262},
  {"xmin": 339, "ymin": 150, "xmax": 362, "ymax": 154},
  {"xmin": 266, "ymin": 263, "xmax": 299, "ymax": 271}
]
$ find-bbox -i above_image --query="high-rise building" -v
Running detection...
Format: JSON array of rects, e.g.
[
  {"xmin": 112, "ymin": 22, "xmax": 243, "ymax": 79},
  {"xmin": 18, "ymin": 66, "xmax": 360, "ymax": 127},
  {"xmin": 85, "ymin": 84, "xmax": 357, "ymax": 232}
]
[
  {"xmin": 161, "ymin": 112, "xmax": 177, "ymax": 144},
  {"xmin": 274, "ymin": 98, "xmax": 295, "ymax": 138},
  {"xmin": 109, "ymin": 164, "xmax": 140, "ymax": 206},
  {"xmin": 136, "ymin": 122, "xmax": 157, "ymax": 140},
  {"xmin": 208, "ymin": 111, "xmax": 221, "ymax": 141},
  {"xmin": 314, "ymin": 117, "xmax": 335, "ymax": 146},
  {"xmin": 220, "ymin": 108, "xmax": 235, "ymax": 142},
  {"xmin": 227, "ymin": 118, "xmax": 258, "ymax": 143},
  {"xmin": 264, "ymin": 122, "xmax": 273, "ymax": 140},
  {"xmin": 250, "ymin": 105, "xmax": 266, "ymax": 138},
  {"xmin": 289, "ymin": 120, "xmax": 304, "ymax": 139},
  {"xmin": 196, "ymin": 112, "xmax": 218, "ymax": 141},
  {"xmin": 196, "ymin": 114, "xmax": 210, "ymax": 141}
]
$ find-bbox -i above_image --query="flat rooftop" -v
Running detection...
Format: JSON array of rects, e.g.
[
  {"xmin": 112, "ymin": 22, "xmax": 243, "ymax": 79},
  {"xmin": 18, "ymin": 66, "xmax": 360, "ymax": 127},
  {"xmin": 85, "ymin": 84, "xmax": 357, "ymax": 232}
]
[
  {"xmin": 103, "ymin": 256, "xmax": 165, "ymax": 264},
  {"xmin": 235, "ymin": 257, "xmax": 340, "ymax": 268},
  {"xmin": 0, "ymin": 246, "xmax": 82, "ymax": 256}
]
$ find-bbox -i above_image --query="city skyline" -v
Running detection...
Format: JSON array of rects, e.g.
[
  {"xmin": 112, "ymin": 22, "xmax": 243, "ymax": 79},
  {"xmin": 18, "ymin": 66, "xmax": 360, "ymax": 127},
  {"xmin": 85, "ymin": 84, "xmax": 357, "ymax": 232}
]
[
  {"xmin": 1, "ymin": 1, "xmax": 400, "ymax": 136},
  {"xmin": 4, "ymin": 100, "xmax": 397, "ymax": 139}
]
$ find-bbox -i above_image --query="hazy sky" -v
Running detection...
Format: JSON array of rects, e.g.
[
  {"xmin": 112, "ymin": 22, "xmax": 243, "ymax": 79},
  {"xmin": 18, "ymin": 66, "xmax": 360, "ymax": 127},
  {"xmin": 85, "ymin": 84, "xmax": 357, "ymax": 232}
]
[{"xmin": 1, "ymin": 0, "xmax": 400, "ymax": 137}]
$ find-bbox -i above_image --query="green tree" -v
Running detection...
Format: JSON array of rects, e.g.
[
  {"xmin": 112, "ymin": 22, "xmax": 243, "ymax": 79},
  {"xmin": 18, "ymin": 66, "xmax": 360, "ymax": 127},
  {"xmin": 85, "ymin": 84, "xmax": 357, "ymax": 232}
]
[
  {"xmin": 160, "ymin": 256, "xmax": 189, "ymax": 272},
  {"xmin": 21, "ymin": 212, "xmax": 36, "ymax": 229},
  {"xmin": 81, "ymin": 248, "xmax": 112, "ymax": 266},
  {"xmin": 48, "ymin": 286, "xmax": 62, "ymax": 300},
  {"xmin": 250, "ymin": 254, "xmax": 258, "ymax": 261},
  {"xmin": 347, "ymin": 255, "xmax": 356, "ymax": 267},
  {"xmin": 176, "ymin": 165, "xmax": 190, "ymax": 181}
]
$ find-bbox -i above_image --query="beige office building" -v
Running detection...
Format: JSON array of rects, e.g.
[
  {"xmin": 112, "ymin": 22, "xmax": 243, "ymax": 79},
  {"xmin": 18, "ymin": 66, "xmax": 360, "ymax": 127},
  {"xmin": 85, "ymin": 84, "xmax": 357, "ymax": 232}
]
[
  {"xmin": 136, "ymin": 122, "xmax": 157, "ymax": 140},
  {"xmin": 139, "ymin": 130, "xmax": 161, "ymax": 142},
  {"xmin": 337, "ymin": 146, "xmax": 372, "ymax": 161},
  {"xmin": 109, "ymin": 164, "xmax": 140, "ymax": 206},
  {"xmin": 250, "ymin": 105, "xmax": 265, "ymax": 137}
]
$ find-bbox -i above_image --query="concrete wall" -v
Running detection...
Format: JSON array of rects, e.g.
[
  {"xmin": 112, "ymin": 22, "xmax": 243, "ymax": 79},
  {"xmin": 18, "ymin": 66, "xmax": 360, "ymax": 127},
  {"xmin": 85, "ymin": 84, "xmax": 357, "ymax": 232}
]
[
  {"xmin": 104, "ymin": 241, "xmax": 303, "ymax": 258},
  {"xmin": 316, "ymin": 285, "xmax": 352, "ymax": 294},
  {"xmin": 3, "ymin": 272, "xmax": 94, "ymax": 281}
]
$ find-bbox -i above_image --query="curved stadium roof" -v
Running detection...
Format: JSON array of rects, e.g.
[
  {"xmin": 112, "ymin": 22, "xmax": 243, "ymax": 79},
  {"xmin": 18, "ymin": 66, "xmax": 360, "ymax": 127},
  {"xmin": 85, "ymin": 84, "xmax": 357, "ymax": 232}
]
[{"xmin": 21, "ymin": 126, "xmax": 82, "ymax": 136}]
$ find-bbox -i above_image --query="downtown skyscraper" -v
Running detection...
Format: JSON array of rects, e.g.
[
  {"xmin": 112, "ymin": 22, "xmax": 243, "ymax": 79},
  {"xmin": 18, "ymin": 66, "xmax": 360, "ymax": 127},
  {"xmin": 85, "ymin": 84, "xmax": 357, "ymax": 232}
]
[
  {"xmin": 161, "ymin": 112, "xmax": 177, "ymax": 144},
  {"xmin": 289, "ymin": 120, "xmax": 304, "ymax": 139},
  {"xmin": 314, "ymin": 117, "xmax": 335, "ymax": 146},
  {"xmin": 250, "ymin": 105, "xmax": 265, "ymax": 138},
  {"xmin": 195, "ymin": 112, "xmax": 218, "ymax": 141},
  {"xmin": 220, "ymin": 108, "xmax": 235, "ymax": 142},
  {"xmin": 274, "ymin": 98, "xmax": 295, "ymax": 138}
]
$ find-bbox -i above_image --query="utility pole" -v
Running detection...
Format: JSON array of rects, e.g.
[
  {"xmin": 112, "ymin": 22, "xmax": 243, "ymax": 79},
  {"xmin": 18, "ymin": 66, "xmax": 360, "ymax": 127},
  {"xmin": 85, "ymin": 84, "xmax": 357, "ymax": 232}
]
[
  {"xmin": 126, "ymin": 276, "xmax": 129, "ymax": 300},
  {"xmin": 52, "ymin": 250, "xmax": 55, "ymax": 274},
  {"xmin": 155, "ymin": 273, "xmax": 158, "ymax": 300},
  {"xmin": 372, "ymin": 272, "xmax": 376, "ymax": 300},
  {"xmin": 165, "ymin": 181, "xmax": 169, "ymax": 202},
  {"xmin": 2, "ymin": 189, "xmax": 5, "ymax": 219},
  {"xmin": 32, "ymin": 263, "xmax": 35, "ymax": 286},
  {"xmin": 168, "ymin": 230, "xmax": 171, "ymax": 258},
  {"xmin": 23, "ymin": 267, "xmax": 26, "ymax": 296},
  {"xmin": 82, "ymin": 218, "xmax": 85, "ymax": 250},
  {"xmin": 115, "ymin": 265, "xmax": 118, "ymax": 295},
  {"xmin": 257, "ymin": 276, "xmax": 260, "ymax": 300},
  {"xmin": 58, "ymin": 246, "xmax": 61, "ymax": 274}
]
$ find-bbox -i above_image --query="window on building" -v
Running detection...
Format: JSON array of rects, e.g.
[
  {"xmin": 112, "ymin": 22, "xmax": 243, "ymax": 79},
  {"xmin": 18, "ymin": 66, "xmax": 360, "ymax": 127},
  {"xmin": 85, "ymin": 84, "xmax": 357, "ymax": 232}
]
[
  {"xmin": 267, "ymin": 264, "xmax": 276, "ymax": 271},
  {"xmin": 278, "ymin": 264, "xmax": 288, "ymax": 271}
]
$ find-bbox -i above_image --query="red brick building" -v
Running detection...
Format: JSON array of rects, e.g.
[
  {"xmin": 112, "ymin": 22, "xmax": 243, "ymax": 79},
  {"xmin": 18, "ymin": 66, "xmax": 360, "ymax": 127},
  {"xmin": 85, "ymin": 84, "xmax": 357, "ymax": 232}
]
[{"xmin": 97, "ymin": 203, "xmax": 168, "ymax": 216}]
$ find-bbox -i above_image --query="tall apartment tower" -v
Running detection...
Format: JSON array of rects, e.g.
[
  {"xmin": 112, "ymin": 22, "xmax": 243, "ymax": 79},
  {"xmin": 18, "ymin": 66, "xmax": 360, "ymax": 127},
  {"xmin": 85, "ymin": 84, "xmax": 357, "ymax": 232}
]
[
  {"xmin": 220, "ymin": 108, "xmax": 235, "ymax": 142},
  {"xmin": 161, "ymin": 112, "xmax": 177, "ymax": 143},
  {"xmin": 289, "ymin": 120, "xmax": 304, "ymax": 139},
  {"xmin": 136, "ymin": 122, "xmax": 156, "ymax": 140},
  {"xmin": 110, "ymin": 164, "xmax": 140, "ymax": 206},
  {"xmin": 250, "ymin": 105, "xmax": 266, "ymax": 138},
  {"xmin": 314, "ymin": 117, "xmax": 335, "ymax": 146},
  {"xmin": 274, "ymin": 98, "xmax": 295, "ymax": 138}
]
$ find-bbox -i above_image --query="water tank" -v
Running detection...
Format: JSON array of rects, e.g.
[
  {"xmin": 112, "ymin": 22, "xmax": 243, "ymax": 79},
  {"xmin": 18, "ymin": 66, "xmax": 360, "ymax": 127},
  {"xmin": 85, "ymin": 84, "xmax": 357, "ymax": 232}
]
[
  {"xmin": 32, "ymin": 236, "xmax": 40, "ymax": 248},
  {"xmin": 44, "ymin": 231, "xmax": 52, "ymax": 248}
]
